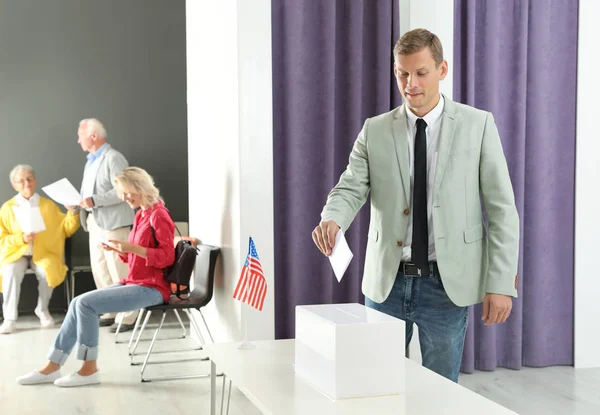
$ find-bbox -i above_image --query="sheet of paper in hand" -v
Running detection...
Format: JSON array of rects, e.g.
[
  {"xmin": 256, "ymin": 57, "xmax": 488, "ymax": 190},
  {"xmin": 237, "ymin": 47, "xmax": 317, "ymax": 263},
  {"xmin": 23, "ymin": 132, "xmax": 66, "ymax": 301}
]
[
  {"xmin": 41, "ymin": 178, "xmax": 81, "ymax": 206},
  {"xmin": 11, "ymin": 206, "xmax": 46, "ymax": 233},
  {"xmin": 328, "ymin": 230, "xmax": 354, "ymax": 282}
]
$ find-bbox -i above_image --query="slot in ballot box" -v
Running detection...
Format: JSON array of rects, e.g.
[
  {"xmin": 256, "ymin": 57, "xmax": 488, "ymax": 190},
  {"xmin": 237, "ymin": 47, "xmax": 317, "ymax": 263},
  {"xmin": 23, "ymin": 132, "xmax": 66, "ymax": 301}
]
[{"xmin": 295, "ymin": 303, "xmax": 405, "ymax": 400}]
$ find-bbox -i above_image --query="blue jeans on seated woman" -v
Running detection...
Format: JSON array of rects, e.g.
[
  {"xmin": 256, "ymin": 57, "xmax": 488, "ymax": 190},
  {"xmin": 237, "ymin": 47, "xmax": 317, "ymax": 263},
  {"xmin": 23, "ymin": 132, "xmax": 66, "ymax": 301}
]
[
  {"xmin": 47, "ymin": 284, "xmax": 164, "ymax": 365},
  {"xmin": 365, "ymin": 271, "xmax": 469, "ymax": 382}
]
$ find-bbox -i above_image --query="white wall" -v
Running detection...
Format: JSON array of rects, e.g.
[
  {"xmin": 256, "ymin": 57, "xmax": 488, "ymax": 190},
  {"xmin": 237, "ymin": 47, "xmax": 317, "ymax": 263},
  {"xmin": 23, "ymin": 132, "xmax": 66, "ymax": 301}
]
[
  {"xmin": 399, "ymin": 0, "xmax": 454, "ymax": 365},
  {"xmin": 237, "ymin": 0, "xmax": 275, "ymax": 341},
  {"xmin": 574, "ymin": 0, "xmax": 600, "ymax": 369},
  {"xmin": 186, "ymin": 0, "xmax": 274, "ymax": 343}
]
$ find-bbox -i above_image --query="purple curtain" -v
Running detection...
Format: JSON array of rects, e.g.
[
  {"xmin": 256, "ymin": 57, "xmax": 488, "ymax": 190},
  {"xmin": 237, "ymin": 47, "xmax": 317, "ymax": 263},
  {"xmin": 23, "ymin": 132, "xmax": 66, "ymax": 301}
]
[
  {"xmin": 272, "ymin": 0, "xmax": 401, "ymax": 339},
  {"xmin": 454, "ymin": 0, "xmax": 578, "ymax": 372}
]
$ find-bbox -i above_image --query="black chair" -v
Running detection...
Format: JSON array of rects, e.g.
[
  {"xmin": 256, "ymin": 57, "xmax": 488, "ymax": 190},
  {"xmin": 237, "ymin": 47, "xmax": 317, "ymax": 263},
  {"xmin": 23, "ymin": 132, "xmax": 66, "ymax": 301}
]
[
  {"xmin": 129, "ymin": 244, "xmax": 221, "ymax": 382},
  {"xmin": 65, "ymin": 234, "xmax": 93, "ymax": 306}
]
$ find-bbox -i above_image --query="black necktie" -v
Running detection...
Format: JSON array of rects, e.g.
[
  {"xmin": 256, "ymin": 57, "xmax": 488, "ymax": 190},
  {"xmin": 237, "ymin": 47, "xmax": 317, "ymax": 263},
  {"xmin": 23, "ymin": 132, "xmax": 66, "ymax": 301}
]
[{"xmin": 412, "ymin": 118, "xmax": 428, "ymax": 268}]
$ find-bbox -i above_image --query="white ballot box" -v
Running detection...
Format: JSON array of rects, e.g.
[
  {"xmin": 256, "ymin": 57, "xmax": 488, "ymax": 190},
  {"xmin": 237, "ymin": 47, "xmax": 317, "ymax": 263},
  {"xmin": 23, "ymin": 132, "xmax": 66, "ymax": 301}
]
[{"xmin": 295, "ymin": 303, "xmax": 405, "ymax": 400}]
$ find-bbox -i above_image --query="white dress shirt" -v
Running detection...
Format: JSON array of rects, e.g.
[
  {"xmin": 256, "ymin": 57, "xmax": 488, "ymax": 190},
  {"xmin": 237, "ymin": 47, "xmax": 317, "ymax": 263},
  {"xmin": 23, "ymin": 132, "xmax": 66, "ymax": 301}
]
[
  {"xmin": 402, "ymin": 94, "xmax": 445, "ymax": 262},
  {"xmin": 81, "ymin": 143, "xmax": 108, "ymax": 212},
  {"xmin": 15, "ymin": 192, "xmax": 40, "ymax": 256}
]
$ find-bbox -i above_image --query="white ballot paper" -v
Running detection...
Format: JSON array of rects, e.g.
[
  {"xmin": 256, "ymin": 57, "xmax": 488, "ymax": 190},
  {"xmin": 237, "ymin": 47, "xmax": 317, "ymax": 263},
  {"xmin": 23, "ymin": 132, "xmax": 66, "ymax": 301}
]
[
  {"xmin": 328, "ymin": 230, "xmax": 354, "ymax": 282},
  {"xmin": 11, "ymin": 206, "xmax": 46, "ymax": 233},
  {"xmin": 42, "ymin": 178, "xmax": 81, "ymax": 206}
]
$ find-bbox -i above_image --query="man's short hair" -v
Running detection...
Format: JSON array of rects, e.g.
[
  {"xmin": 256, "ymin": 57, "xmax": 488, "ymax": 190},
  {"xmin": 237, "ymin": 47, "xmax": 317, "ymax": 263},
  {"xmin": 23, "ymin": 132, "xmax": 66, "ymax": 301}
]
[
  {"xmin": 79, "ymin": 118, "xmax": 108, "ymax": 139},
  {"xmin": 394, "ymin": 28, "xmax": 444, "ymax": 67}
]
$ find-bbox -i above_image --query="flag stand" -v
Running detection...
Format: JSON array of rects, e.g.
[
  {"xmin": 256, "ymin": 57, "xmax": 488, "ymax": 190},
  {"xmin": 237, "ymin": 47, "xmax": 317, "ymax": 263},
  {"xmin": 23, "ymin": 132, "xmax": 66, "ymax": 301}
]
[{"xmin": 238, "ymin": 303, "xmax": 255, "ymax": 350}]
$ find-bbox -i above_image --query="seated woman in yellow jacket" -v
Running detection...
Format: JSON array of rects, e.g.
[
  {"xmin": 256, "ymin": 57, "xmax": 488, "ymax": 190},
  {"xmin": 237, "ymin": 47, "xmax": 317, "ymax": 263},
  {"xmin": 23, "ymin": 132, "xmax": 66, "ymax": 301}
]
[{"xmin": 0, "ymin": 165, "xmax": 80, "ymax": 334}]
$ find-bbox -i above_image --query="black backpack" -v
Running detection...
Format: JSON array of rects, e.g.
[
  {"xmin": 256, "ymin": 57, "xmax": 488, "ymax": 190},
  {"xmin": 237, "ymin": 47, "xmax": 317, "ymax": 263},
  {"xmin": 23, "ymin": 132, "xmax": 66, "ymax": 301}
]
[{"xmin": 150, "ymin": 216, "xmax": 199, "ymax": 300}]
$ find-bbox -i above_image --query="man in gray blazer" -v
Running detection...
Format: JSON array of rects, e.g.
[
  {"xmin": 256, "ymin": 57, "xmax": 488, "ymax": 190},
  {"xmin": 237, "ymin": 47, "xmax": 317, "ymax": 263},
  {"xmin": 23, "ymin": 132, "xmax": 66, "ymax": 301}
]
[
  {"xmin": 312, "ymin": 29, "xmax": 519, "ymax": 382},
  {"xmin": 77, "ymin": 118, "xmax": 136, "ymax": 331}
]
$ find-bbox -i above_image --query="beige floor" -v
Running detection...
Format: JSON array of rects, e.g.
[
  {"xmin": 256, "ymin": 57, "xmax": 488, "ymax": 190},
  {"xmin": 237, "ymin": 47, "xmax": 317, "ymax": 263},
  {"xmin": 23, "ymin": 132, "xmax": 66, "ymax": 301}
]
[
  {"xmin": 0, "ymin": 314, "xmax": 260, "ymax": 415},
  {"xmin": 459, "ymin": 364, "xmax": 600, "ymax": 415},
  {"xmin": 2, "ymin": 314, "xmax": 600, "ymax": 415}
]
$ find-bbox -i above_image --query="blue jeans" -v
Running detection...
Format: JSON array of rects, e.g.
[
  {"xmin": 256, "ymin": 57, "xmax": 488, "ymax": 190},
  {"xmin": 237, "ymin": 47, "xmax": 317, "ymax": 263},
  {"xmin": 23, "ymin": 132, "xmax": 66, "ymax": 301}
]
[
  {"xmin": 48, "ymin": 284, "xmax": 163, "ymax": 364},
  {"xmin": 365, "ymin": 271, "xmax": 468, "ymax": 382}
]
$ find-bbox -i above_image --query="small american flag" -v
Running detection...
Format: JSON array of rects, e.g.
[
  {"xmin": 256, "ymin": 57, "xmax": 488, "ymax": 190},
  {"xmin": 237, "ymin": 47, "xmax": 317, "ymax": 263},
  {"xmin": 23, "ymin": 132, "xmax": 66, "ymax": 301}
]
[{"xmin": 233, "ymin": 237, "xmax": 267, "ymax": 311}]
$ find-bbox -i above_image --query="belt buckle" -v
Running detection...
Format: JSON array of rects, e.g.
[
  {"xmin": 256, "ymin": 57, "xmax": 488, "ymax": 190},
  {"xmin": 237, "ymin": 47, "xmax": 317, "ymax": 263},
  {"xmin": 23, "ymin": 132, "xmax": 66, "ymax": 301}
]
[{"xmin": 403, "ymin": 262, "xmax": 421, "ymax": 276}]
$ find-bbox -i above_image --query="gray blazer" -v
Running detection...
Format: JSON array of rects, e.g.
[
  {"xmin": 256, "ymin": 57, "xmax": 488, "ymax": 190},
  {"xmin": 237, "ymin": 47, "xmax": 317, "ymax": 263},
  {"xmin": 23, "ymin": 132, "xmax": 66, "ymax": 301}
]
[
  {"xmin": 321, "ymin": 96, "xmax": 519, "ymax": 307},
  {"xmin": 79, "ymin": 144, "xmax": 134, "ymax": 231}
]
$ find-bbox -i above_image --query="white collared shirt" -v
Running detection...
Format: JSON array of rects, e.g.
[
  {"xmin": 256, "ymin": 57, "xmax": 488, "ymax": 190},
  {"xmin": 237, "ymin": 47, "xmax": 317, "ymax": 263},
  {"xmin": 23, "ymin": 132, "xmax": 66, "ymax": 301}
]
[
  {"xmin": 402, "ymin": 94, "xmax": 445, "ymax": 262},
  {"xmin": 81, "ymin": 147, "xmax": 105, "ymax": 212},
  {"xmin": 15, "ymin": 192, "xmax": 40, "ymax": 256}
]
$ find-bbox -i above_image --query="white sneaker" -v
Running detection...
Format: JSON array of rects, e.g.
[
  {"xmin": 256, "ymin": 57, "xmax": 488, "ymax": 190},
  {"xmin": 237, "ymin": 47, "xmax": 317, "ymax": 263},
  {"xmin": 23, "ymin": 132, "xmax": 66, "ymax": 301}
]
[
  {"xmin": 54, "ymin": 371, "xmax": 101, "ymax": 388},
  {"xmin": 35, "ymin": 310, "xmax": 55, "ymax": 328},
  {"xmin": 16, "ymin": 370, "xmax": 62, "ymax": 385},
  {"xmin": 0, "ymin": 320, "xmax": 16, "ymax": 334}
]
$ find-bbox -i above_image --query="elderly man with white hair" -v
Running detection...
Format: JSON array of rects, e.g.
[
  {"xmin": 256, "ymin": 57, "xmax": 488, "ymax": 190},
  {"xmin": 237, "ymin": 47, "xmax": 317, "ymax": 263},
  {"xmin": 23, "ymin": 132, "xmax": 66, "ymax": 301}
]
[
  {"xmin": 0, "ymin": 165, "xmax": 80, "ymax": 334},
  {"xmin": 76, "ymin": 118, "xmax": 136, "ymax": 332}
]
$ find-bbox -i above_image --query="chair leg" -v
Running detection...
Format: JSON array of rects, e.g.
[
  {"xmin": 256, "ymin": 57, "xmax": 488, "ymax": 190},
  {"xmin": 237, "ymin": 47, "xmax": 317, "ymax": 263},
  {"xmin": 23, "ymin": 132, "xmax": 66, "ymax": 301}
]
[
  {"xmin": 128, "ymin": 309, "xmax": 146, "ymax": 352},
  {"xmin": 131, "ymin": 309, "xmax": 223, "ymax": 382},
  {"xmin": 123, "ymin": 309, "xmax": 186, "ymax": 349},
  {"xmin": 129, "ymin": 309, "xmax": 202, "ymax": 360},
  {"xmin": 114, "ymin": 318, "xmax": 124, "ymax": 342},
  {"xmin": 130, "ymin": 310, "xmax": 152, "ymax": 361},
  {"xmin": 173, "ymin": 309, "xmax": 187, "ymax": 338},
  {"xmin": 199, "ymin": 308, "xmax": 215, "ymax": 343},
  {"xmin": 185, "ymin": 309, "xmax": 206, "ymax": 346},
  {"xmin": 70, "ymin": 270, "xmax": 75, "ymax": 301},
  {"xmin": 140, "ymin": 311, "xmax": 167, "ymax": 382},
  {"xmin": 64, "ymin": 277, "xmax": 71, "ymax": 309}
]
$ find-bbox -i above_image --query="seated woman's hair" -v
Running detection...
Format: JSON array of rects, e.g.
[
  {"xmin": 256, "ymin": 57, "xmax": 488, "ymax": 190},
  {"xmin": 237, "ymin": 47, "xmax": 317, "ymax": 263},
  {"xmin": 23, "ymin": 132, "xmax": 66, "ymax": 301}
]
[
  {"xmin": 113, "ymin": 167, "xmax": 162, "ymax": 207},
  {"xmin": 9, "ymin": 164, "xmax": 35, "ymax": 184}
]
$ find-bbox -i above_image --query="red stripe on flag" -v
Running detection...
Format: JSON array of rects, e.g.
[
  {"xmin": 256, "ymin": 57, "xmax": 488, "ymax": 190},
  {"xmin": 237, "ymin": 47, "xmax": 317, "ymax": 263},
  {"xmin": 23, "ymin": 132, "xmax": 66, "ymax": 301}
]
[
  {"xmin": 249, "ymin": 273, "xmax": 259, "ymax": 304},
  {"xmin": 257, "ymin": 281, "xmax": 266, "ymax": 311},
  {"xmin": 248, "ymin": 263, "xmax": 262, "ymax": 274},
  {"xmin": 233, "ymin": 266, "xmax": 249, "ymax": 300},
  {"xmin": 251, "ymin": 278, "xmax": 263, "ymax": 308},
  {"xmin": 242, "ymin": 272, "xmax": 255, "ymax": 303}
]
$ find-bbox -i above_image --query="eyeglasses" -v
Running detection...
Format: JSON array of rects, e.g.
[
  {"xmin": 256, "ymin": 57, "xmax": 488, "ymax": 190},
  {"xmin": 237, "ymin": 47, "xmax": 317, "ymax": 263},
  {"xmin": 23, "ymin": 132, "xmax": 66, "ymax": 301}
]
[{"xmin": 14, "ymin": 177, "xmax": 35, "ymax": 185}]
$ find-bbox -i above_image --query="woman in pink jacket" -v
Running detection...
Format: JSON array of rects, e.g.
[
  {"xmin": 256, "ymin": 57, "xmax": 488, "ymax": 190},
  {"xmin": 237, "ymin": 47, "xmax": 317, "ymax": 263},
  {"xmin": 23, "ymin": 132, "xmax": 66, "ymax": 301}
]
[{"xmin": 16, "ymin": 167, "xmax": 175, "ymax": 387}]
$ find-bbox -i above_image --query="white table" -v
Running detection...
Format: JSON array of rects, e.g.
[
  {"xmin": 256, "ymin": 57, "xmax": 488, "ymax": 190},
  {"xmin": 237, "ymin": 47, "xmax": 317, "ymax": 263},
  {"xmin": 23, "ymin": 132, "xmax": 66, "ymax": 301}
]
[{"xmin": 205, "ymin": 339, "xmax": 518, "ymax": 415}]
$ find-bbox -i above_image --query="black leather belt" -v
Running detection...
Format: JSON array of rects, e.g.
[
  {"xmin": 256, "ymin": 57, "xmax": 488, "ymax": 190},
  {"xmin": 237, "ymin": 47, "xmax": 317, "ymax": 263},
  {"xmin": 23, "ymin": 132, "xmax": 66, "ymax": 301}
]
[{"xmin": 400, "ymin": 261, "xmax": 439, "ymax": 277}]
